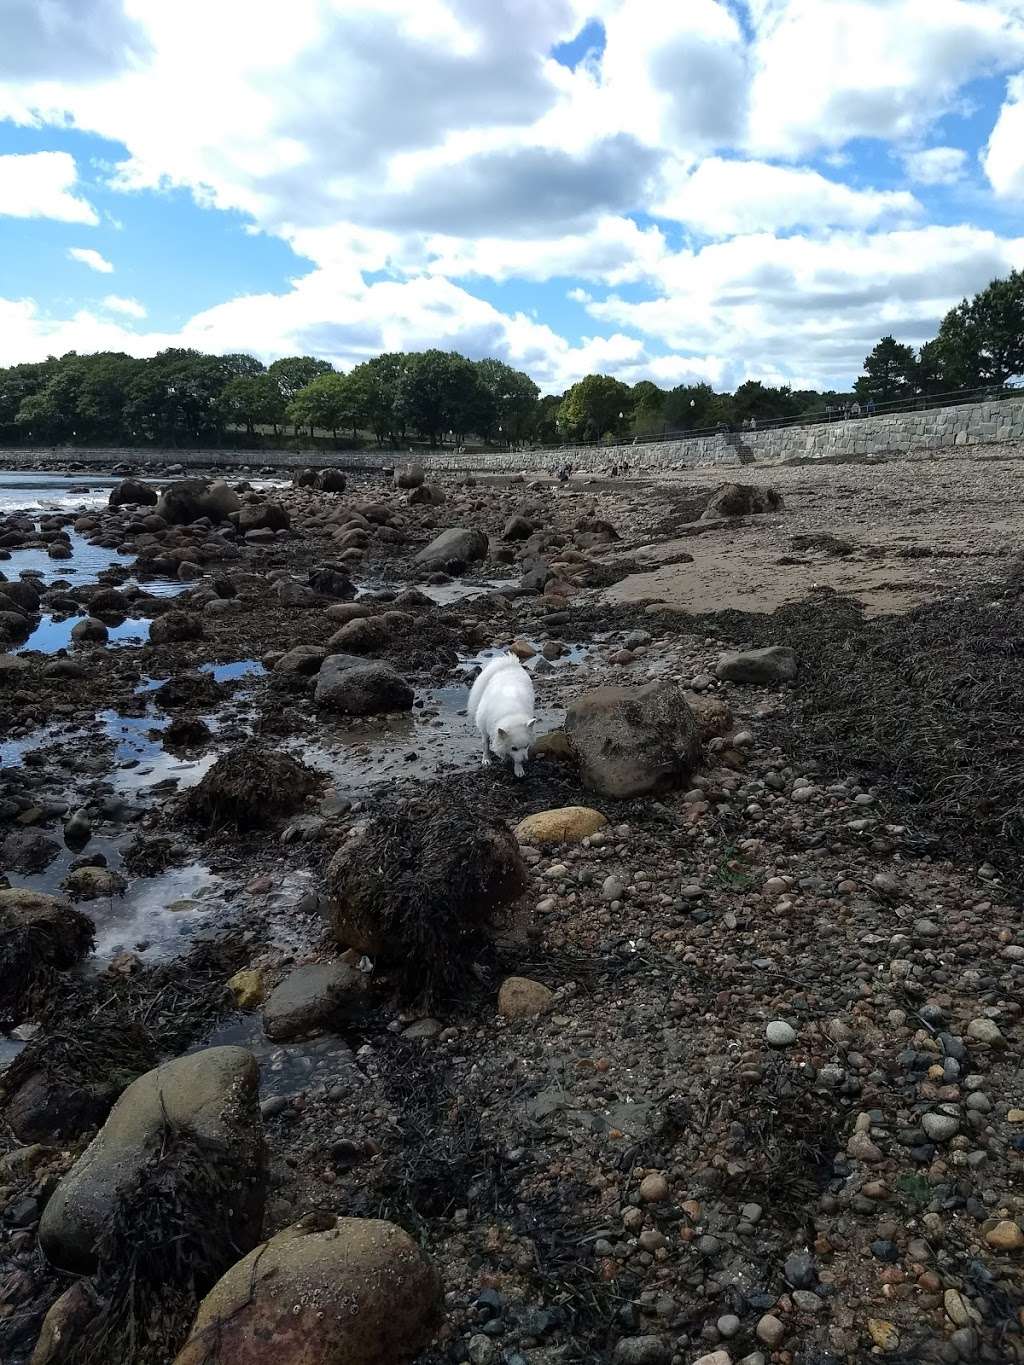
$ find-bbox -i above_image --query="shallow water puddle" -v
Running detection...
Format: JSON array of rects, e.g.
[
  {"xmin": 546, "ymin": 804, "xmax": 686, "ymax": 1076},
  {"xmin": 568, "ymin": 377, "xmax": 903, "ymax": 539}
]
[
  {"xmin": 200, "ymin": 658, "xmax": 266, "ymax": 682},
  {"xmin": 15, "ymin": 614, "xmax": 151, "ymax": 654},
  {"xmin": 89, "ymin": 862, "xmax": 226, "ymax": 965},
  {"xmin": 199, "ymin": 1014, "xmax": 364, "ymax": 1101}
]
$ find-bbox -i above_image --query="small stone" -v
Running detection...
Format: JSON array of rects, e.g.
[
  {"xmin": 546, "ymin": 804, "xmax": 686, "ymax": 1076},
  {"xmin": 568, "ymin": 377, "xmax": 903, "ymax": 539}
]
[
  {"xmin": 755, "ymin": 1314, "xmax": 785, "ymax": 1347},
  {"xmin": 602, "ymin": 875, "xmax": 625, "ymax": 902},
  {"xmin": 765, "ymin": 1020, "xmax": 796, "ymax": 1047},
  {"xmin": 639, "ymin": 1173, "xmax": 670, "ymax": 1203},
  {"xmin": 227, "ymin": 968, "xmax": 266, "ymax": 1009},
  {"xmin": 792, "ymin": 1290, "xmax": 822, "ymax": 1313},
  {"xmin": 498, "ymin": 977, "xmax": 553, "ymax": 1019},
  {"xmin": 943, "ymin": 1289, "xmax": 970, "ymax": 1327},
  {"xmin": 966, "ymin": 1017, "xmax": 1006, "ymax": 1047},
  {"xmin": 716, "ymin": 1314, "xmax": 741, "ymax": 1339},
  {"xmin": 694, "ymin": 1353, "xmax": 733, "ymax": 1365},
  {"xmin": 784, "ymin": 1251, "xmax": 816, "ymax": 1288},
  {"xmin": 922, "ymin": 1112, "xmax": 960, "ymax": 1142},
  {"xmin": 612, "ymin": 1336, "xmax": 670, "ymax": 1364},
  {"xmin": 984, "ymin": 1219, "xmax": 1024, "ymax": 1251},
  {"xmin": 846, "ymin": 1130, "xmax": 884, "ymax": 1163},
  {"xmin": 867, "ymin": 1318, "xmax": 899, "ymax": 1351},
  {"xmin": 468, "ymin": 1334, "xmax": 498, "ymax": 1365}
]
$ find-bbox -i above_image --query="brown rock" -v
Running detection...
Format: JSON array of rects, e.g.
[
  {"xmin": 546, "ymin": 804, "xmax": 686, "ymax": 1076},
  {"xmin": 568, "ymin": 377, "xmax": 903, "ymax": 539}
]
[
  {"xmin": 498, "ymin": 977, "xmax": 553, "ymax": 1019},
  {"xmin": 172, "ymin": 1215, "xmax": 441, "ymax": 1365}
]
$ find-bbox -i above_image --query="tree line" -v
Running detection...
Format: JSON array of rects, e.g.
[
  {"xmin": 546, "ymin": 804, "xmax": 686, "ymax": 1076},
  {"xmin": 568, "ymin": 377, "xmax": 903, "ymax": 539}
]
[
  {"xmin": 0, "ymin": 270, "xmax": 1019, "ymax": 450},
  {"xmin": 855, "ymin": 268, "xmax": 1024, "ymax": 404}
]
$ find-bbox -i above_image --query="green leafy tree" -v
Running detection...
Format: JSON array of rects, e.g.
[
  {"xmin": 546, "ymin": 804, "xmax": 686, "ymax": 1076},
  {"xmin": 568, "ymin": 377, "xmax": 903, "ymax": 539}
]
[
  {"xmin": 473, "ymin": 358, "xmax": 539, "ymax": 444},
  {"xmin": 660, "ymin": 382, "xmax": 717, "ymax": 431},
  {"xmin": 556, "ymin": 374, "xmax": 632, "ymax": 441},
  {"xmin": 221, "ymin": 374, "xmax": 286, "ymax": 435},
  {"xmin": 393, "ymin": 349, "xmax": 482, "ymax": 445},
  {"xmin": 124, "ymin": 348, "xmax": 229, "ymax": 445},
  {"xmin": 15, "ymin": 359, "xmax": 85, "ymax": 441},
  {"xmin": 268, "ymin": 356, "xmax": 334, "ymax": 432},
  {"xmin": 964, "ymin": 269, "xmax": 1024, "ymax": 386},
  {"xmin": 630, "ymin": 380, "xmax": 665, "ymax": 435},
  {"xmin": 286, "ymin": 372, "xmax": 356, "ymax": 437},
  {"xmin": 75, "ymin": 352, "xmax": 145, "ymax": 440},
  {"xmin": 219, "ymin": 353, "xmax": 266, "ymax": 379},
  {"xmin": 532, "ymin": 393, "xmax": 563, "ymax": 445},
  {"xmin": 854, "ymin": 336, "xmax": 916, "ymax": 404},
  {"xmin": 346, "ymin": 355, "xmax": 403, "ymax": 442}
]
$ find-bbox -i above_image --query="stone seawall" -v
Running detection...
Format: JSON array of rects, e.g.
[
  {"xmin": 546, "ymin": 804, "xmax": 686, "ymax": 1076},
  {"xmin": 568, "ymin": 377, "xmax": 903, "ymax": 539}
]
[{"xmin": 2, "ymin": 394, "xmax": 1023, "ymax": 476}]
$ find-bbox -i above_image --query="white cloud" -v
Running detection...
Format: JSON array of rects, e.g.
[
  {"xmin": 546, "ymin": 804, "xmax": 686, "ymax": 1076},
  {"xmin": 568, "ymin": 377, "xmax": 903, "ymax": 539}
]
[
  {"xmin": 984, "ymin": 72, "xmax": 1024, "ymax": 198},
  {"xmin": 0, "ymin": 150, "xmax": 97, "ymax": 223},
  {"xmin": 744, "ymin": 0, "xmax": 1024, "ymax": 156},
  {"xmin": 655, "ymin": 158, "xmax": 920, "ymax": 235},
  {"xmin": 68, "ymin": 247, "xmax": 114, "ymax": 273},
  {"xmin": 102, "ymin": 293, "xmax": 146, "ymax": 318},
  {"xmin": 1, "ymin": 2, "xmax": 1023, "ymax": 396},
  {"xmin": 582, "ymin": 225, "xmax": 1024, "ymax": 389},
  {"xmin": 901, "ymin": 145, "xmax": 968, "ymax": 185}
]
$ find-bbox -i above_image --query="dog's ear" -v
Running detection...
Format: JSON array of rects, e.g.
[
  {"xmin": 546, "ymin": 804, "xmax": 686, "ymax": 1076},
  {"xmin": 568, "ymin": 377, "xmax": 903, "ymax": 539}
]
[
  {"xmin": 496, "ymin": 726, "xmax": 507, "ymax": 739},
  {"xmin": 527, "ymin": 718, "xmax": 536, "ymax": 729}
]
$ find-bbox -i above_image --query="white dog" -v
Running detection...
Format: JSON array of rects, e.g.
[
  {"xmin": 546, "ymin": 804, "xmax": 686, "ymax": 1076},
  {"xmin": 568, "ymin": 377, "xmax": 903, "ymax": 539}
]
[{"xmin": 468, "ymin": 654, "xmax": 536, "ymax": 777}]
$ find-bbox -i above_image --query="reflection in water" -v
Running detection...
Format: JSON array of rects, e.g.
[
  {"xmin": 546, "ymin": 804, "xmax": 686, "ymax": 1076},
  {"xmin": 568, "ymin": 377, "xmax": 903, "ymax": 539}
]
[{"xmin": 16, "ymin": 614, "xmax": 151, "ymax": 654}]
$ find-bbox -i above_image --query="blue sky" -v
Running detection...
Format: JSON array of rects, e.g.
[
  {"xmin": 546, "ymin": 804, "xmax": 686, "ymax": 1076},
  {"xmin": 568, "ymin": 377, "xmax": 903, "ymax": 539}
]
[{"xmin": 0, "ymin": 1, "xmax": 1022, "ymax": 394}]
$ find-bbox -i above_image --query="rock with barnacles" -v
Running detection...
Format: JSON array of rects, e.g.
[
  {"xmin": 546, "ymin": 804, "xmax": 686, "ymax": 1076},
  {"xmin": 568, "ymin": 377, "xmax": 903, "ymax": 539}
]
[{"xmin": 173, "ymin": 1214, "xmax": 441, "ymax": 1365}]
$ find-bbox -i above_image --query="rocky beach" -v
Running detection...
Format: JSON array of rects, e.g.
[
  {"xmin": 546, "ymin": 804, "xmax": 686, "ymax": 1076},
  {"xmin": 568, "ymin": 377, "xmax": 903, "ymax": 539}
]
[{"xmin": 1, "ymin": 448, "xmax": 1022, "ymax": 1365}]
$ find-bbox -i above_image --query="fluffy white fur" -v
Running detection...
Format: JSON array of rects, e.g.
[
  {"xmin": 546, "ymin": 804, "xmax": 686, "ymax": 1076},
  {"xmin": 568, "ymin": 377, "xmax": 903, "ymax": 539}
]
[{"xmin": 467, "ymin": 654, "xmax": 536, "ymax": 777}]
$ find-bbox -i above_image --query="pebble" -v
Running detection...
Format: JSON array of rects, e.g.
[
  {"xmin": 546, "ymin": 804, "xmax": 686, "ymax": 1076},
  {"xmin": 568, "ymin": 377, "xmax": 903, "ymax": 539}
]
[
  {"xmin": 784, "ymin": 1251, "xmax": 816, "ymax": 1288},
  {"xmin": 716, "ymin": 1314, "xmax": 740, "ymax": 1339},
  {"xmin": 966, "ymin": 1017, "xmax": 1006, "ymax": 1047},
  {"xmin": 639, "ymin": 1173, "xmax": 670, "ymax": 1203},
  {"xmin": 612, "ymin": 1337, "xmax": 670, "ymax": 1364},
  {"xmin": 694, "ymin": 1353, "xmax": 732, "ymax": 1365},
  {"xmin": 602, "ymin": 875, "xmax": 625, "ymax": 902},
  {"xmin": 467, "ymin": 1334, "xmax": 498, "ymax": 1365},
  {"xmin": 792, "ymin": 1290, "xmax": 822, "ymax": 1314},
  {"xmin": 984, "ymin": 1219, "xmax": 1024, "ymax": 1251},
  {"xmin": 943, "ymin": 1289, "xmax": 970, "ymax": 1327},
  {"xmin": 755, "ymin": 1314, "xmax": 785, "ymax": 1347},
  {"xmin": 867, "ymin": 1318, "xmax": 899, "ymax": 1351},
  {"xmin": 765, "ymin": 1020, "xmax": 796, "ymax": 1047},
  {"xmin": 922, "ymin": 1112, "xmax": 960, "ymax": 1142}
]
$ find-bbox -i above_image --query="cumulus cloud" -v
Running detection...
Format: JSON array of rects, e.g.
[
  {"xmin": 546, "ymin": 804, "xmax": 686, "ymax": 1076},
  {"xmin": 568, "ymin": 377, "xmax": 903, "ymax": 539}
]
[
  {"xmin": 901, "ymin": 145, "xmax": 969, "ymax": 185},
  {"xmin": 102, "ymin": 294, "xmax": 146, "ymax": 318},
  {"xmin": 984, "ymin": 72, "xmax": 1024, "ymax": 198},
  {"xmin": 68, "ymin": 247, "xmax": 114, "ymax": 273},
  {"xmin": 655, "ymin": 158, "xmax": 920, "ymax": 235},
  {"xmin": 583, "ymin": 225, "xmax": 1024, "ymax": 389},
  {"xmin": 0, "ymin": 150, "xmax": 97, "ymax": 223},
  {"xmin": 0, "ymin": 0, "xmax": 149, "ymax": 81},
  {"xmin": 0, "ymin": 1, "xmax": 1023, "ymax": 392}
]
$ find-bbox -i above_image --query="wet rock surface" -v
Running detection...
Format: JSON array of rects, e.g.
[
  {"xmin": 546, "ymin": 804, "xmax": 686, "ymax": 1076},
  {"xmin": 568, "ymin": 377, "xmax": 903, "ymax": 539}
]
[{"xmin": 2, "ymin": 454, "xmax": 1024, "ymax": 1365}]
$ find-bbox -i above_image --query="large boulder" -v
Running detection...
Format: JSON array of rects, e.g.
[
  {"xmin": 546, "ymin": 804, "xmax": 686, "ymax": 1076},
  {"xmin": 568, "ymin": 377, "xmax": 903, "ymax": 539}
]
[
  {"xmin": 293, "ymin": 467, "xmax": 318, "ymax": 488},
  {"xmin": 394, "ymin": 462, "xmax": 425, "ymax": 489},
  {"xmin": 172, "ymin": 1215, "xmax": 441, "ymax": 1365},
  {"xmin": 183, "ymin": 748, "xmax": 320, "ymax": 830},
  {"xmin": 715, "ymin": 646, "xmax": 798, "ymax": 684},
  {"xmin": 238, "ymin": 501, "xmax": 290, "ymax": 534},
  {"xmin": 327, "ymin": 616, "xmax": 389, "ymax": 653},
  {"xmin": 38, "ymin": 1046, "xmax": 266, "ymax": 1273},
  {"xmin": 154, "ymin": 479, "xmax": 240, "ymax": 525},
  {"xmin": 408, "ymin": 483, "xmax": 445, "ymax": 506},
  {"xmin": 308, "ymin": 565, "xmax": 356, "ymax": 599},
  {"xmin": 502, "ymin": 514, "xmax": 535, "ymax": 541},
  {"xmin": 274, "ymin": 644, "xmax": 329, "ymax": 676},
  {"xmin": 325, "ymin": 797, "xmax": 527, "ymax": 999},
  {"xmin": 701, "ymin": 482, "xmax": 783, "ymax": 519},
  {"xmin": 564, "ymin": 679, "xmax": 701, "ymax": 799},
  {"xmin": 1, "ymin": 827, "xmax": 61, "ymax": 873},
  {"xmin": 149, "ymin": 609, "xmax": 204, "ymax": 646},
  {"xmin": 262, "ymin": 962, "xmax": 368, "ymax": 1041},
  {"xmin": 0, "ymin": 578, "xmax": 41, "ymax": 612},
  {"xmin": 108, "ymin": 477, "xmax": 158, "ymax": 508},
  {"xmin": 414, "ymin": 527, "xmax": 488, "ymax": 571},
  {"xmin": 315, "ymin": 657, "xmax": 414, "ymax": 715},
  {"xmin": 0, "ymin": 888, "xmax": 94, "ymax": 1026},
  {"xmin": 318, "ymin": 468, "xmax": 347, "ymax": 493}
]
